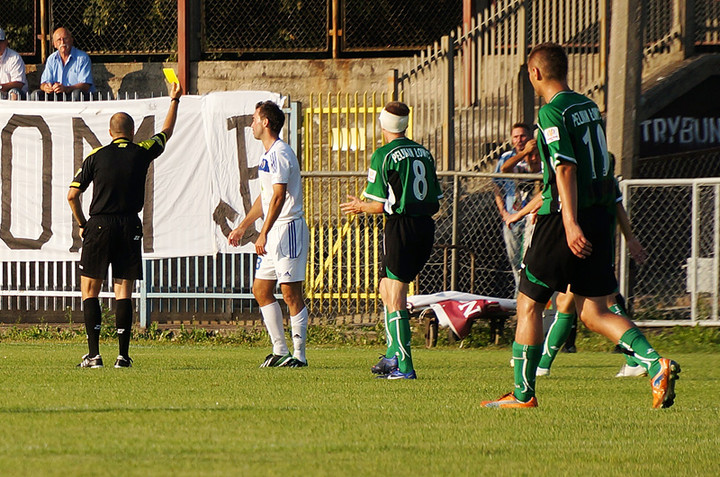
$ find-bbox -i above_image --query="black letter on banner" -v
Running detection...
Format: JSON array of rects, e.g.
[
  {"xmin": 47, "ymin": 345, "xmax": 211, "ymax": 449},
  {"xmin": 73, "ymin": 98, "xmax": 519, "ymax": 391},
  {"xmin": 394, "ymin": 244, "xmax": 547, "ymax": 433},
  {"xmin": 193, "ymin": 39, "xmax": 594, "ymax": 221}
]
[
  {"xmin": 70, "ymin": 117, "xmax": 102, "ymax": 252},
  {"xmin": 133, "ymin": 116, "xmax": 155, "ymax": 253},
  {"xmin": 1, "ymin": 115, "xmax": 53, "ymax": 249},
  {"xmin": 215, "ymin": 115, "xmax": 259, "ymax": 242}
]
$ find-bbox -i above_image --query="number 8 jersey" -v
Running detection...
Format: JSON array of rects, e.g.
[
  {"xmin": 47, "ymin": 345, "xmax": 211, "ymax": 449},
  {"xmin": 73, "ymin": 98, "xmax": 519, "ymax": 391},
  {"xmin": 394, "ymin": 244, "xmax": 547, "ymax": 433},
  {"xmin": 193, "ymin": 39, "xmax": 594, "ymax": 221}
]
[
  {"xmin": 362, "ymin": 137, "xmax": 443, "ymax": 216},
  {"xmin": 536, "ymin": 90, "xmax": 616, "ymax": 215}
]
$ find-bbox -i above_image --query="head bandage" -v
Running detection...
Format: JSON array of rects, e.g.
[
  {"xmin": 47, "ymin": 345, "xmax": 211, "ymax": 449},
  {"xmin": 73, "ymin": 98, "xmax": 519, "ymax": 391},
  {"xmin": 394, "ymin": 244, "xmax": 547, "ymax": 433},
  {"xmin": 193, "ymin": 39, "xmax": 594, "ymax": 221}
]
[{"xmin": 379, "ymin": 108, "xmax": 409, "ymax": 133}]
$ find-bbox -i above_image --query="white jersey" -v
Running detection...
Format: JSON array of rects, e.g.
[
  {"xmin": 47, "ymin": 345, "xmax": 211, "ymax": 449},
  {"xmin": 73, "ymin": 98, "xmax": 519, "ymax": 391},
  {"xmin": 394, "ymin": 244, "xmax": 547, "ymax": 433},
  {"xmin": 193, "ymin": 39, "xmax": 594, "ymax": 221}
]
[{"xmin": 258, "ymin": 139, "xmax": 304, "ymax": 224}]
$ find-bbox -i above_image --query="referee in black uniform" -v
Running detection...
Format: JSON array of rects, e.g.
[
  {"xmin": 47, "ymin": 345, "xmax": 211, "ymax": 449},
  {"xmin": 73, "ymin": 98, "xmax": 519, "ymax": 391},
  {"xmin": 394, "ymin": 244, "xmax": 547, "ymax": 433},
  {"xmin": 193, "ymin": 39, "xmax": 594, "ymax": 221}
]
[{"xmin": 68, "ymin": 82, "xmax": 182, "ymax": 368}]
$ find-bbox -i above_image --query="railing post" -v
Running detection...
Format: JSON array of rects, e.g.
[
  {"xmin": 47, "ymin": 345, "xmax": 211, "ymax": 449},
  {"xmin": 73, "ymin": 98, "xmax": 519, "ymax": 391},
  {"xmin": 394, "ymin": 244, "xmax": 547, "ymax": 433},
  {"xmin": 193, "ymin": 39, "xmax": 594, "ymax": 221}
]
[
  {"xmin": 517, "ymin": 0, "xmax": 533, "ymax": 125},
  {"xmin": 451, "ymin": 173, "xmax": 459, "ymax": 291},
  {"xmin": 387, "ymin": 69, "xmax": 398, "ymax": 101},
  {"xmin": 139, "ymin": 259, "xmax": 150, "ymax": 328},
  {"xmin": 442, "ymin": 34, "xmax": 455, "ymax": 172},
  {"xmin": 676, "ymin": 0, "xmax": 695, "ymax": 59}
]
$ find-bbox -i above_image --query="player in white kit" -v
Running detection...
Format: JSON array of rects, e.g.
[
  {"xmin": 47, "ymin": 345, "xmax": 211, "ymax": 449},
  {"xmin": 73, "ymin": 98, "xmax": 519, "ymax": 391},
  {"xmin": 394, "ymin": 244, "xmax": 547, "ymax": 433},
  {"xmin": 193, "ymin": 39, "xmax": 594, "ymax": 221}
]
[{"xmin": 229, "ymin": 101, "xmax": 309, "ymax": 367}]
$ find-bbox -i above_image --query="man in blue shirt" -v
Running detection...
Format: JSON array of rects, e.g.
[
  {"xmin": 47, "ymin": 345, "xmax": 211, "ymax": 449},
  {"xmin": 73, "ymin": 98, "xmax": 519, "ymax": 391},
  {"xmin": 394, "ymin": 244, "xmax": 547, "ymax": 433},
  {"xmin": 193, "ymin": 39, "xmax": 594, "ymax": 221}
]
[
  {"xmin": 493, "ymin": 122, "xmax": 540, "ymax": 293},
  {"xmin": 33, "ymin": 28, "xmax": 95, "ymax": 101}
]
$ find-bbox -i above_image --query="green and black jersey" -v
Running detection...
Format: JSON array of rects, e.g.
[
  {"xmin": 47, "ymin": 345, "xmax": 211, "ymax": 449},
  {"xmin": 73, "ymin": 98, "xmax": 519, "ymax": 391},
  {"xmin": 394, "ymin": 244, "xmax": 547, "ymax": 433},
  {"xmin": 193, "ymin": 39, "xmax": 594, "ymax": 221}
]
[
  {"xmin": 536, "ymin": 91, "xmax": 616, "ymax": 215},
  {"xmin": 70, "ymin": 133, "xmax": 167, "ymax": 216},
  {"xmin": 363, "ymin": 137, "xmax": 443, "ymax": 216}
]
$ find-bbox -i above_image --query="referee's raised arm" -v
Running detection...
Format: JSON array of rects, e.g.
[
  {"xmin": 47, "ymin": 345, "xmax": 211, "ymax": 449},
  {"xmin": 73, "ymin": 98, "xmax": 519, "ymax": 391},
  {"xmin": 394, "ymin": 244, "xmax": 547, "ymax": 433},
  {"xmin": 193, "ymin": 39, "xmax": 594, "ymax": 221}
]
[{"xmin": 160, "ymin": 82, "xmax": 183, "ymax": 140}]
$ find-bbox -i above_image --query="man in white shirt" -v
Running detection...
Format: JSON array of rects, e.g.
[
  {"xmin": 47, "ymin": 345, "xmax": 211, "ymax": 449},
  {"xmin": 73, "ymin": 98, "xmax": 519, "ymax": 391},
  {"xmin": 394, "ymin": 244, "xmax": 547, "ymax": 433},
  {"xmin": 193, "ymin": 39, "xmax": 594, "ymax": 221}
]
[
  {"xmin": 228, "ymin": 100, "xmax": 310, "ymax": 368},
  {"xmin": 0, "ymin": 28, "xmax": 28, "ymax": 99}
]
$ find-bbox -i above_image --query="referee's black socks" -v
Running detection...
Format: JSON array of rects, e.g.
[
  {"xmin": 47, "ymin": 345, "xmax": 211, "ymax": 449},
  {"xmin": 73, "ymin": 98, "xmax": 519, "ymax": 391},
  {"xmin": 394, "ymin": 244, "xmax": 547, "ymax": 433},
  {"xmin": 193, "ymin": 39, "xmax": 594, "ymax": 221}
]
[
  {"xmin": 83, "ymin": 297, "xmax": 102, "ymax": 357},
  {"xmin": 115, "ymin": 299, "xmax": 133, "ymax": 358}
]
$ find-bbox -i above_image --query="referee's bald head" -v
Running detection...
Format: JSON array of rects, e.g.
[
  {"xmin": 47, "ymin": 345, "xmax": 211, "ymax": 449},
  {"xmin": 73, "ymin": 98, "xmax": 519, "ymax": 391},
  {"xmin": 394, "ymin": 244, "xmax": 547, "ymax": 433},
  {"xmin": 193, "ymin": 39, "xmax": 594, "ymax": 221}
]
[{"xmin": 109, "ymin": 112, "xmax": 134, "ymax": 140}]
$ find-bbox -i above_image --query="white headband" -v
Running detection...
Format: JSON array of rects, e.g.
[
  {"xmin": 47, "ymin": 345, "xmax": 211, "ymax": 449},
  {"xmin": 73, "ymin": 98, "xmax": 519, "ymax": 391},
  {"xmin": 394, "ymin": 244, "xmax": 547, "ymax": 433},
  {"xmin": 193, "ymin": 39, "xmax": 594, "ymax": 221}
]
[{"xmin": 379, "ymin": 108, "xmax": 409, "ymax": 133}]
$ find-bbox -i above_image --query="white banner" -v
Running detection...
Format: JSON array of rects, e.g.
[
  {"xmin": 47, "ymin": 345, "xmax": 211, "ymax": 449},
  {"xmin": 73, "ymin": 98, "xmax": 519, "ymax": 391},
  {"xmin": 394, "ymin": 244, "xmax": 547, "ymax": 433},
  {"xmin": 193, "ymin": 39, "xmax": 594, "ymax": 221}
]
[{"xmin": 0, "ymin": 91, "xmax": 283, "ymax": 261}]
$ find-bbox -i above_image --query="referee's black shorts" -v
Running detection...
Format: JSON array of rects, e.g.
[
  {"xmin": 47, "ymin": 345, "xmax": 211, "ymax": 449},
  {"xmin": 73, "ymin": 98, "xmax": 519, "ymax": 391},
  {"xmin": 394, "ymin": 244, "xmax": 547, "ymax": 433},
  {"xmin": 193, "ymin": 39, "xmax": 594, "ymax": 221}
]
[
  {"xmin": 519, "ymin": 206, "xmax": 617, "ymax": 303},
  {"xmin": 79, "ymin": 215, "xmax": 144, "ymax": 280},
  {"xmin": 380, "ymin": 214, "xmax": 435, "ymax": 284}
]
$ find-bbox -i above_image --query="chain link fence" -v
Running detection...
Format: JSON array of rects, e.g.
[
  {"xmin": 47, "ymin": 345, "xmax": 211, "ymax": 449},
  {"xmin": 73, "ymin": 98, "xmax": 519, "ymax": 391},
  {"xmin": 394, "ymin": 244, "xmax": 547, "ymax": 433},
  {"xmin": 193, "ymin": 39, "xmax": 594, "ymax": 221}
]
[
  {"xmin": 621, "ymin": 179, "xmax": 719, "ymax": 323},
  {"xmin": 695, "ymin": 0, "xmax": 720, "ymax": 47},
  {"xmin": 342, "ymin": 0, "xmax": 462, "ymax": 51},
  {"xmin": 202, "ymin": 0, "xmax": 328, "ymax": 53},
  {"xmin": 50, "ymin": 0, "xmax": 177, "ymax": 54},
  {"xmin": 0, "ymin": 0, "xmax": 37, "ymax": 56},
  {"xmin": 637, "ymin": 147, "xmax": 720, "ymax": 179}
]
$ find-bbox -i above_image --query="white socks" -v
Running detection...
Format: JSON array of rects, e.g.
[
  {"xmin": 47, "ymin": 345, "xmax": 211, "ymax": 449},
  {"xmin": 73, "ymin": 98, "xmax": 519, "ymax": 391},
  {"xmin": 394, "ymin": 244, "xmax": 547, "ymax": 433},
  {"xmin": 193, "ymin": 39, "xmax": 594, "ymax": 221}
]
[
  {"xmin": 260, "ymin": 301, "xmax": 289, "ymax": 356},
  {"xmin": 291, "ymin": 307, "xmax": 309, "ymax": 363}
]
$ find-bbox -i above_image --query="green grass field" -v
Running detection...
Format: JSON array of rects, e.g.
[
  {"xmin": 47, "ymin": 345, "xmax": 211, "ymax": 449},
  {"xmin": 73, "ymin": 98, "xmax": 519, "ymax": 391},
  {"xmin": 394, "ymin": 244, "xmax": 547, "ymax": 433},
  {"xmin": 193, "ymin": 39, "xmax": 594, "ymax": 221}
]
[{"xmin": 1, "ymin": 343, "xmax": 719, "ymax": 476}]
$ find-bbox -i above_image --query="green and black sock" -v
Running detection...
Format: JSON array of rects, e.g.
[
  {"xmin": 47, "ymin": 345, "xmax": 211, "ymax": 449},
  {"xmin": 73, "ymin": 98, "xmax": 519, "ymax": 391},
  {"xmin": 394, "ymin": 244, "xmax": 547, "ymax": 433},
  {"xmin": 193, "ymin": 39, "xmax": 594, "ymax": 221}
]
[{"xmin": 512, "ymin": 341, "xmax": 542, "ymax": 402}]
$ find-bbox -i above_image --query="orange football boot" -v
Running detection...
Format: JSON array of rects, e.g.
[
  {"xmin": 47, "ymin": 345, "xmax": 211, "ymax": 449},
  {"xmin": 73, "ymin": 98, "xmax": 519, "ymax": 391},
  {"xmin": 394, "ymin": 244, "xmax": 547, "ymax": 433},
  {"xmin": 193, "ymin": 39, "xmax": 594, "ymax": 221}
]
[
  {"xmin": 482, "ymin": 392, "xmax": 538, "ymax": 408},
  {"xmin": 651, "ymin": 358, "xmax": 681, "ymax": 409}
]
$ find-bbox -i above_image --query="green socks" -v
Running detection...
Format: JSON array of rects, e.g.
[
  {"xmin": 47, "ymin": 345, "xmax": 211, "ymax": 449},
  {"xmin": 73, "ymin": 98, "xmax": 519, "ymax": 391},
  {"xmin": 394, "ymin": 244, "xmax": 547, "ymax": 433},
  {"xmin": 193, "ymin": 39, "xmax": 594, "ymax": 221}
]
[
  {"xmin": 538, "ymin": 312, "xmax": 576, "ymax": 369},
  {"xmin": 617, "ymin": 327, "xmax": 661, "ymax": 375},
  {"xmin": 387, "ymin": 309, "xmax": 414, "ymax": 373},
  {"xmin": 609, "ymin": 304, "xmax": 642, "ymax": 368},
  {"xmin": 383, "ymin": 307, "xmax": 396, "ymax": 359},
  {"xmin": 512, "ymin": 341, "xmax": 542, "ymax": 402}
]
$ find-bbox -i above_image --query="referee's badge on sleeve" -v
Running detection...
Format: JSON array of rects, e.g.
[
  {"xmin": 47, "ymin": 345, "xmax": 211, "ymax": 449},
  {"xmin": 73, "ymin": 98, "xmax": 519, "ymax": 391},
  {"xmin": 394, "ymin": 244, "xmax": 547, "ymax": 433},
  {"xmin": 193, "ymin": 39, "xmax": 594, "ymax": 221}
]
[{"xmin": 368, "ymin": 168, "xmax": 377, "ymax": 183}]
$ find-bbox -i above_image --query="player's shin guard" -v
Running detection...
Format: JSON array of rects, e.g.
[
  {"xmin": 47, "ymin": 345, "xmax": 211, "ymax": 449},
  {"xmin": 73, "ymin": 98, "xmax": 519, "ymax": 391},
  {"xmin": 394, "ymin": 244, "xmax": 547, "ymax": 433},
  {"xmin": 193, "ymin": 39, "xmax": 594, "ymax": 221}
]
[
  {"xmin": 115, "ymin": 299, "xmax": 133, "ymax": 358},
  {"xmin": 609, "ymin": 304, "xmax": 642, "ymax": 368},
  {"xmin": 260, "ymin": 301, "xmax": 289, "ymax": 356},
  {"xmin": 538, "ymin": 312, "xmax": 576, "ymax": 369},
  {"xmin": 617, "ymin": 327, "xmax": 661, "ymax": 374},
  {"xmin": 290, "ymin": 307, "xmax": 308, "ymax": 363},
  {"xmin": 512, "ymin": 342, "xmax": 542, "ymax": 403},
  {"xmin": 383, "ymin": 306, "xmax": 396, "ymax": 359},
  {"xmin": 388, "ymin": 310, "xmax": 413, "ymax": 373},
  {"xmin": 83, "ymin": 297, "xmax": 102, "ymax": 357}
]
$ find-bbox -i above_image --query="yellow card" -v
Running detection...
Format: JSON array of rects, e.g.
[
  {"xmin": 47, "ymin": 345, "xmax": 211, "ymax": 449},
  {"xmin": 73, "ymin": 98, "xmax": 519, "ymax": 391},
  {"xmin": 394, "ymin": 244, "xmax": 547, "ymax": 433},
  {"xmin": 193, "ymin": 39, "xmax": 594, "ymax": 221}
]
[{"xmin": 163, "ymin": 68, "xmax": 179, "ymax": 84}]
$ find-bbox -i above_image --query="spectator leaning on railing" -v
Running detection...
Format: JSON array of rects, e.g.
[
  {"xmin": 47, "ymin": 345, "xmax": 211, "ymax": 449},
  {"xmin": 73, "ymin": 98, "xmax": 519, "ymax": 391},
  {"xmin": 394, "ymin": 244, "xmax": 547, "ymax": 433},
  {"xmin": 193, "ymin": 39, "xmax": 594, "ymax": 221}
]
[
  {"xmin": 0, "ymin": 27, "xmax": 28, "ymax": 100},
  {"xmin": 32, "ymin": 27, "xmax": 95, "ymax": 101}
]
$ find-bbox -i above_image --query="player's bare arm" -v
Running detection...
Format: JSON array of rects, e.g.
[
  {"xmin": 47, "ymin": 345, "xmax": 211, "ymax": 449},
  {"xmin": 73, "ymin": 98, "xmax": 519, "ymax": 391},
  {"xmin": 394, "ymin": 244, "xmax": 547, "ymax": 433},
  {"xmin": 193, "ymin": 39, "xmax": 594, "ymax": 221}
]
[
  {"xmin": 67, "ymin": 187, "xmax": 87, "ymax": 230},
  {"xmin": 228, "ymin": 196, "xmax": 264, "ymax": 247},
  {"xmin": 615, "ymin": 202, "xmax": 647, "ymax": 264},
  {"xmin": 492, "ymin": 186, "xmax": 509, "ymax": 219},
  {"xmin": 160, "ymin": 82, "xmax": 183, "ymax": 139},
  {"xmin": 500, "ymin": 139, "xmax": 538, "ymax": 173},
  {"xmin": 505, "ymin": 193, "xmax": 542, "ymax": 227},
  {"xmin": 340, "ymin": 195, "xmax": 384, "ymax": 215},
  {"xmin": 556, "ymin": 162, "xmax": 592, "ymax": 258},
  {"xmin": 255, "ymin": 183, "xmax": 287, "ymax": 256}
]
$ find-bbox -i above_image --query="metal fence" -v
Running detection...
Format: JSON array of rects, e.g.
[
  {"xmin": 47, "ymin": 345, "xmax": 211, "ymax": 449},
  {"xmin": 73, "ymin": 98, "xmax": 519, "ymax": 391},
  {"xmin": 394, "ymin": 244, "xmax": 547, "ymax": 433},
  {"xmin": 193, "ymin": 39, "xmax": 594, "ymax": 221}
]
[
  {"xmin": 0, "ymin": 0, "xmax": 38, "ymax": 56},
  {"xmin": 202, "ymin": 0, "xmax": 328, "ymax": 53},
  {"xmin": 395, "ymin": 0, "xmax": 608, "ymax": 174},
  {"xmin": 620, "ymin": 178, "xmax": 720, "ymax": 324},
  {"xmin": 341, "ymin": 0, "xmax": 462, "ymax": 51},
  {"xmin": 638, "ymin": 147, "xmax": 720, "ymax": 179},
  {"xmin": 50, "ymin": 0, "xmax": 177, "ymax": 55}
]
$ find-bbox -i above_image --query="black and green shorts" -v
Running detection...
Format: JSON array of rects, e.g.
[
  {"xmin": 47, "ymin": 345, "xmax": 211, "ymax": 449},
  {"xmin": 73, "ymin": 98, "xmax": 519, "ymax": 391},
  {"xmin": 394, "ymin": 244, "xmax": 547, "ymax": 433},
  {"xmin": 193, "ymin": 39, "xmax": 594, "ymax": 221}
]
[
  {"xmin": 380, "ymin": 214, "xmax": 435, "ymax": 284},
  {"xmin": 520, "ymin": 206, "xmax": 617, "ymax": 303}
]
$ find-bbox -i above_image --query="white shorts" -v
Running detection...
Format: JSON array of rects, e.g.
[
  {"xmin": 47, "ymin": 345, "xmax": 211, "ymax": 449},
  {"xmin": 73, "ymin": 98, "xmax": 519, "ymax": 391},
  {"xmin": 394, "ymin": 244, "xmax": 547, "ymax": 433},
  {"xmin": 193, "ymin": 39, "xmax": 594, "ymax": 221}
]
[{"xmin": 255, "ymin": 218, "xmax": 308, "ymax": 283}]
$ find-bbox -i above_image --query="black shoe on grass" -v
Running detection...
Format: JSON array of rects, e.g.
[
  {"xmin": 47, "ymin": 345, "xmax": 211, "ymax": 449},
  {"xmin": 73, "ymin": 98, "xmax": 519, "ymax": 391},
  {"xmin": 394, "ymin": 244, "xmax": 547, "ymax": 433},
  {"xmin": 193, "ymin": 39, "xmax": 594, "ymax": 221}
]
[
  {"xmin": 259, "ymin": 353, "xmax": 294, "ymax": 368},
  {"xmin": 114, "ymin": 355, "xmax": 133, "ymax": 368},
  {"xmin": 77, "ymin": 354, "xmax": 103, "ymax": 368}
]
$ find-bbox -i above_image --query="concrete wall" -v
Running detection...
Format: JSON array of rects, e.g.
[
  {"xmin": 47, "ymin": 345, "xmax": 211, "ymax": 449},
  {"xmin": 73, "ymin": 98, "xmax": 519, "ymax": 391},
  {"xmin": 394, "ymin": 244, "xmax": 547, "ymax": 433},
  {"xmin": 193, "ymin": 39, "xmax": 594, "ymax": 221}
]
[{"xmin": 27, "ymin": 58, "xmax": 405, "ymax": 105}]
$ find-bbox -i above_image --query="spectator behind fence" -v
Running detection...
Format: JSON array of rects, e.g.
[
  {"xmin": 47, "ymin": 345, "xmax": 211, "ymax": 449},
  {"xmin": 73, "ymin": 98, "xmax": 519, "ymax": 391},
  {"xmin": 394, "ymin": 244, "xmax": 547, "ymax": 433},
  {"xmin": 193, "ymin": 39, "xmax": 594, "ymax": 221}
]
[
  {"xmin": 0, "ymin": 27, "xmax": 28, "ymax": 100},
  {"xmin": 32, "ymin": 27, "xmax": 95, "ymax": 101},
  {"xmin": 492, "ymin": 122, "xmax": 540, "ymax": 294}
]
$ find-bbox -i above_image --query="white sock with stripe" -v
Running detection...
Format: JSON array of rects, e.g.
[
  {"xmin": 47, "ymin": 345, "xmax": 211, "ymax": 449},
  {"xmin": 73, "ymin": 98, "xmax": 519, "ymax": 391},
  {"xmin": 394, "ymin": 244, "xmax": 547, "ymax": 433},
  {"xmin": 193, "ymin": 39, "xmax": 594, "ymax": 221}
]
[
  {"xmin": 260, "ymin": 301, "xmax": 288, "ymax": 356},
  {"xmin": 291, "ymin": 307, "xmax": 309, "ymax": 363}
]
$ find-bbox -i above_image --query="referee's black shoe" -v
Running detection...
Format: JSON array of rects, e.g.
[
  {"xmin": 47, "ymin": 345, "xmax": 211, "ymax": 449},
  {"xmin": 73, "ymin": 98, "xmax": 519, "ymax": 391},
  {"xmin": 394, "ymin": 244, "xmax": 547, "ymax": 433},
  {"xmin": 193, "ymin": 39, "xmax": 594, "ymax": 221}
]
[
  {"xmin": 114, "ymin": 355, "xmax": 133, "ymax": 368},
  {"xmin": 77, "ymin": 354, "xmax": 104, "ymax": 368}
]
